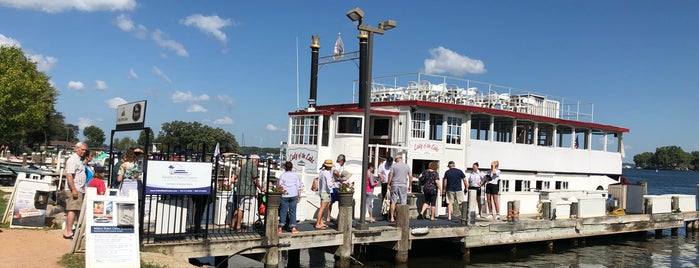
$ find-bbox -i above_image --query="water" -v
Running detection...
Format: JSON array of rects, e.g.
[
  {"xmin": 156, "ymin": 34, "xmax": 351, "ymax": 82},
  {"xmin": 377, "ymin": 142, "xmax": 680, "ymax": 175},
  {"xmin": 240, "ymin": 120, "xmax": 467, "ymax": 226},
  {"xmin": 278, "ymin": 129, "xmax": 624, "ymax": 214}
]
[{"xmin": 223, "ymin": 169, "xmax": 699, "ymax": 267}]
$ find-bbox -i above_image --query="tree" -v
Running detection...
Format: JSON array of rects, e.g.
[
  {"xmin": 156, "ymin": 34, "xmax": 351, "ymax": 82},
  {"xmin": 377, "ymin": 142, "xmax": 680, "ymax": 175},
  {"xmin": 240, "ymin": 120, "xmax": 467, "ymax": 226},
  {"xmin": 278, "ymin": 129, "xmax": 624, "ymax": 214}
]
[
  {"xmin": 155, "ymin": 121, "xmax": 239, "ymax": 155},
  {"xmin": 633, "ymin": 152, "xmax": 654, "ymax": 169},
  {"xmin": 113, "ymin": 137, "xmax": 138, "ymax": 151},
  {"xmin": 83, "ymin": 126, "xmax": 106, "ymax": 148},
  {"xmin": 0, "ymin": 46, "xmax": 58, "ymax": 152},
  {"xmin": 691, "ymin": 151, "xmax": 699, "ymax": 171},
  {"xmin": 137, "ymin": 129, "xmax": 155, "ymax": 149}
]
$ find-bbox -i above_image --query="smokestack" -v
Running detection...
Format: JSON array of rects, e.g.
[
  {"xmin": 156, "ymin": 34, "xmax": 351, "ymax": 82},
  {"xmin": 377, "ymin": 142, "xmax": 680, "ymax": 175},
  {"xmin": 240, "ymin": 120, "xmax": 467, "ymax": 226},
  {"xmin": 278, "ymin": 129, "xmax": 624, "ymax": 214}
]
[{"xmin": 308, "ymin": 35, "xmax": 320, "ymax": 112}]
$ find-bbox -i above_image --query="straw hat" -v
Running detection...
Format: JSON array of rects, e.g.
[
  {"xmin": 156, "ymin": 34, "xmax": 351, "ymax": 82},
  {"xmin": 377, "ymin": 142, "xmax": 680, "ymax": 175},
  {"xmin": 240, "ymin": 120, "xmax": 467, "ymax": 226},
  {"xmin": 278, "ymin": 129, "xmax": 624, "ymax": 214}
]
[{"xmin": 323, "ymin": 159, "xmax": 333, "ymax": 167}]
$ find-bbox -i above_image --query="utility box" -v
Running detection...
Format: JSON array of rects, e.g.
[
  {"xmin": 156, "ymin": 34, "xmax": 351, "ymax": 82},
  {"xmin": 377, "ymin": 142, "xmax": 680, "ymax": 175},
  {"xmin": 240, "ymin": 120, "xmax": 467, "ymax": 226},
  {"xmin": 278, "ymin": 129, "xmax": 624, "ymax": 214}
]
[
  {"xmin": 608, "ymin": 184, "xmax": 644, "ymax": 214},
  {"xmin": 577, "ymin": 197, "xmax": 606, "ymax": 217},
  {"xmin": 663, "ymin": 194, "xmax": 696, "ymax": 212},
  {"xmin": 644, "ymin": 195, "xmax": 672, "ymax": 214}
]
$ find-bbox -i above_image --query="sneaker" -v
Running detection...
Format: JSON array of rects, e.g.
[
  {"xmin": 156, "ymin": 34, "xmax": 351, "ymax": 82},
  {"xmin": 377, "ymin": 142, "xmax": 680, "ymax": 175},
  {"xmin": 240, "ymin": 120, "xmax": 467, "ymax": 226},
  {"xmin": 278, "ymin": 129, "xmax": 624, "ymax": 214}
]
[
  {"xmin": 278, "ymin": 227, "xmax": 283, "ymax": 234},
  {"xmin": 290, "ymin": 227, "xmax": 299, "ymax": 234},
  {"xmin": 486, "ymin": 214, "xmax": 493, "ymax": 219},
  {"xmin": 496, "ymin": 215, "xmax": 501, "ymax": 220},
  {"xmin": 476, "ymin": 214, "xmax": 482, "ymax": 219}
]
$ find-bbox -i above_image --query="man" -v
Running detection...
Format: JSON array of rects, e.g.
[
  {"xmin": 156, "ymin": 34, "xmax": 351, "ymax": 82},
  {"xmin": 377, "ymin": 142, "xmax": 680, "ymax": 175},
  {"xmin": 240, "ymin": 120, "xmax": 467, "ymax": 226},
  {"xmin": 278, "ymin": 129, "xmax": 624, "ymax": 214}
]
[
  {"xmin": 442, "ymin": 161, "xmax": 467, "ymax": 221},
  {"xmin": 327, "ymin": 154, "xmax": 346, "ymax": 222},
  {"xmin": 231, "ymin": 154, "xmax": 263, "ymax": 231},
  {"xmin": 63, "ymin": 142, "xmax": 87, "ymax": 239},
  {"xmin": 387, "ymin": 155, "xmax": 411, "ymax": 222},
  {"xmin": 111, "ymin": 153, "xmax": 124, "ymax": 189},
  {"xmin": 377, "ymin": 156, "xmax": 393, "ymax": 199}
]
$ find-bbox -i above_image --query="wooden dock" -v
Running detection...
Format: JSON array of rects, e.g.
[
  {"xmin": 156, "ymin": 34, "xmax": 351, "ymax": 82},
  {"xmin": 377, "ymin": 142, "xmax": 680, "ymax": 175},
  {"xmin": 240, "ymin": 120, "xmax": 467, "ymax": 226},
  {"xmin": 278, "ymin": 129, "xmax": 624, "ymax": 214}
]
[{"xmin": 142, "ymin": 202, "xmax": 699, "ymax": 267}]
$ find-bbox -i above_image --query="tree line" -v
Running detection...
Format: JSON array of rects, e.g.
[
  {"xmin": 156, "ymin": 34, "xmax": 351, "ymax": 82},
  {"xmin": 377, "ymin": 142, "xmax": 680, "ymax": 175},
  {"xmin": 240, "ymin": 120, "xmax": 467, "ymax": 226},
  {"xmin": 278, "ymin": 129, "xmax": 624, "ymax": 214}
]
[{"xmin": 633, "ymin": 146, "xmax": 699, "ymax": 171}]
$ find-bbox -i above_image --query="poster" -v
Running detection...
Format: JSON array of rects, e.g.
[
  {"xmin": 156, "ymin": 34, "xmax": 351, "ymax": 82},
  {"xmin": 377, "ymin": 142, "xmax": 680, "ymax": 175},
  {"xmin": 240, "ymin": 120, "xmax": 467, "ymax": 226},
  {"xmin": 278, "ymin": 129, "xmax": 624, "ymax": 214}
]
[
  {"xmin": 145, "ymin": 160, "xmax": 212, "ymax": 195},
  {"xmin": 10, "ymin": 177, "xmax": 51, "ymax": 228},
  {"xmin": 85, "ymin": 188, "xmax": 140, "ymax": 268}
]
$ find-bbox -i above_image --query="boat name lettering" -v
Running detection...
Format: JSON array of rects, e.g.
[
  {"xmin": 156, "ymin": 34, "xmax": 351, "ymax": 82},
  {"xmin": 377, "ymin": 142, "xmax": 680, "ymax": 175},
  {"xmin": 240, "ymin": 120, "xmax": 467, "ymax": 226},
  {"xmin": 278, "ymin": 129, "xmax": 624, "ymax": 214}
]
[
  {"xmin": 290, "ymin": 152, "xmax": 315, "ymax": 164},
  {"xmin": 413, "ymin": 143, "xmax": 440, "ymax": 153}
]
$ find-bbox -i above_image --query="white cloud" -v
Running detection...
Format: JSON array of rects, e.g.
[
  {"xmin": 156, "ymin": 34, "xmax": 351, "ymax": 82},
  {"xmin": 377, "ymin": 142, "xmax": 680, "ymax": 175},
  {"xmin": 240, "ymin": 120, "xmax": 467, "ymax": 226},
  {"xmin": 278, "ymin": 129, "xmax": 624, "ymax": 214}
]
[
  {"xmin": 0, "ymin": 0, "xmax": 136, "ymax": 13},
  {"xmin": 181, "ymin": 14, "xmax": 234, "ymax": 44},
  {"xmin": 186, "ymin": 104, "xmax": 207, "ymax": 113},
  {"xmin": 424, "ymin": 46, "xmax": 486, "ymax": 76},
  {"xmin": 1, "ymin": 34, "xmax": 58, "ymax": 72},
  {"xmin": 114, "ymin": 14, "xmax": 147, "ymax": 39},
  {"xmin": 0, "ymin": 33, "xmax": 20, "ymax": 47},
  {"xmin": 76, "ymin": 117, "xmax": 93, "ymax": 130},
  {"xmin": 128, "ymin": 68, "xmax": 138, "ymax": 80},
  {"xmin": 152, "ymin": 29, "xmax": 188, "ymax": 57},
  {"xmin": 68, "ymin": 81, "xmax": 85, "ymax": 90},
  {"xmin": 105, "ymin": 97, "xmax": 127, "ymax": 109},
  {"xmin": 214, "ymin": 116, "xmax": 234, "ymax": 125},
  {"xmin": 95, "ymin": 80, "xmax": 108, "ymax": 90},
  {"xmin": 217, "ymin": 94, "xmax": 235, "ymax": 105},
  {"xmin": 266, "ymin": 124, "xmax": 279, "ymax": 131},
  {"xmin": 152, "ymin": 66, "xmax": 171, "ymax": 83},
  {"xmin": 172, "ymin": 90, "xmax": 210, "ymax": 103}
]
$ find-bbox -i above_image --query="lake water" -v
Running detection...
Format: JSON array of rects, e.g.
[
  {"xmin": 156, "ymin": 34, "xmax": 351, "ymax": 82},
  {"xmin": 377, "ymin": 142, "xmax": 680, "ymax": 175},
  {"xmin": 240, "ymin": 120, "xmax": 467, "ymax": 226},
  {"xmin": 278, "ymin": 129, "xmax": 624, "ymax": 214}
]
[{"xmin": 226, "ymin": 169, "xmax": 699, "ymax": 267}]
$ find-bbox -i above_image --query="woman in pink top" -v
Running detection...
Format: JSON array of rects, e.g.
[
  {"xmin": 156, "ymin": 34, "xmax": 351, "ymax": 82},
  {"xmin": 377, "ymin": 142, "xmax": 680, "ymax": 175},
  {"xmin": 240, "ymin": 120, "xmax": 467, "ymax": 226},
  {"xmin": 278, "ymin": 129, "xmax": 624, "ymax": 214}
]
[{"xmin": 365, "ymin": 163, "xmax": 379, "ymax": 222}]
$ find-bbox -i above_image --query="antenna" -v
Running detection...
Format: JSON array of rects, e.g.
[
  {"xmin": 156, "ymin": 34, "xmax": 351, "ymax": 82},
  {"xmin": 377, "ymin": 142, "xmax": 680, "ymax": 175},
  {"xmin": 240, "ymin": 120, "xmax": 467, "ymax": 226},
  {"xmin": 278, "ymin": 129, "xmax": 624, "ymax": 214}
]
[{"xmin": 296, "ymin": 36, "xmax": 300, "ymax": 110}]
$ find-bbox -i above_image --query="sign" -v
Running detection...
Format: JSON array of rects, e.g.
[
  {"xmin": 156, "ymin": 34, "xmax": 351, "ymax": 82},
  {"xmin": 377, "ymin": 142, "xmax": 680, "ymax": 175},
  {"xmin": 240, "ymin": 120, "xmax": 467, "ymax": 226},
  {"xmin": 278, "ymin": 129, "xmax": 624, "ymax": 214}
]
[
  {"xmin": 85, "ymin": 188, "xmax": 140, "ymax": 268},
  {"xmin": 145, "ymin": 160, "xmax": 212, "ymax": 194},
  {"xmin": 115, "ymin": 100, "xmax": 147, "ymax": 131},
  {"xmin": 9, "ymin": 173, "xmax": 51, "ymax": 228},
  {"xmin": 287, "ymin": 147, "xmax": 318, "ymax": 170},
  {"xmin": 409, "ymin": 141, "xmax": 445, "ymax": 155}
]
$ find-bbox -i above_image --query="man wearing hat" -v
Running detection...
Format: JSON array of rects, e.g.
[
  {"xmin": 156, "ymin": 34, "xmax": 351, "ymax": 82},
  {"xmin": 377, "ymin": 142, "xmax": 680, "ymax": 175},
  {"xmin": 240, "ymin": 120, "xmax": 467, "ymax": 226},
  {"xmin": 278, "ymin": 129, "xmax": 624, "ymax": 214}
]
[
  {"xmin": 442, "ymin": 160, "xmax": 467, "ymax": 221},
  {"xmin": 387, "ymin": 155, "xmax": 411, "ymax": 222},
  {"xmin": 315, "ymin": 159, "xmax": 334, "ymax": 229},
  {"xmin": 231, "ymin": 154, "xmax": 262, "ymax": 231}
]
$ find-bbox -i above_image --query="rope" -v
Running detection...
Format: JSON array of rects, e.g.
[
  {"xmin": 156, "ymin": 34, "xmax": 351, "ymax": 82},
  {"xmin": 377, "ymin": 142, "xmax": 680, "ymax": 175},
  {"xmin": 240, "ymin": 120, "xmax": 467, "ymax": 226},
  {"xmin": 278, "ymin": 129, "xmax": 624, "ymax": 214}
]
[{"xmin": 507, "ymin": 209, "xmax": 520, "ymax": 219}]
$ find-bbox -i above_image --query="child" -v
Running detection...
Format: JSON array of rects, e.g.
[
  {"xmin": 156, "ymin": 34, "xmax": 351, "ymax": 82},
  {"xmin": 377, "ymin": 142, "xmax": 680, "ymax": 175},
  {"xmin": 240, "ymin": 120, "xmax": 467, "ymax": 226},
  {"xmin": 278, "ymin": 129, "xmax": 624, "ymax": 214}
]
[{"xmin": 88, "ymin": 172, "xmax": 107, "ymax": 195}]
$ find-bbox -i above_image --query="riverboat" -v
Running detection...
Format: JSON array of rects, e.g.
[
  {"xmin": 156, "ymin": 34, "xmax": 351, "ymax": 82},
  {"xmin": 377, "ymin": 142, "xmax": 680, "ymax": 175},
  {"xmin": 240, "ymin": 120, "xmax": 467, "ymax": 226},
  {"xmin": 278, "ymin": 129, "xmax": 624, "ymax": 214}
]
[{"xmin": 285, "ymin": 72, "xmax": 629, "ymax": 220}]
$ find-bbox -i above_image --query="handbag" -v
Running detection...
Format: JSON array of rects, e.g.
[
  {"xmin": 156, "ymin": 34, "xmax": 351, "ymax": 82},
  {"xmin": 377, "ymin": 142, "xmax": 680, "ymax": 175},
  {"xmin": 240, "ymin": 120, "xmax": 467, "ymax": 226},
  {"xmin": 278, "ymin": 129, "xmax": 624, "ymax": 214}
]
[
  {"xmin": 441, "ymin": 195, "xmax": 448, "ymax": 207},
  {"xmin": 381, "ymin": 194, "xmax": 391, "ymax": 215}
]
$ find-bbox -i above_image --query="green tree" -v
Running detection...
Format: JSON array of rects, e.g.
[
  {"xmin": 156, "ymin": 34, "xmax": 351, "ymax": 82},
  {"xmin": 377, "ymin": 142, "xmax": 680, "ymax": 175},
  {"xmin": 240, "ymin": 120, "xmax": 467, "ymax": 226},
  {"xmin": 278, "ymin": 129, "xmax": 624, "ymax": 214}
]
[
  {"xmin": 0, "ymin": 46, "xmax": 58, "ymax": 152},
  {"xmin": 691, "ymin": 151, "xmax": 699, "ymax": 171},
  {"xmin": 83, "ymin": 126, "xmax": 106, "ymax": 148},
  {"xmin": 137, "ymin": 129, "xmax": 155, "ymax": 149},
  {"xmin": 633, "ymin": 152, "xmax": 654, "ymax": 169},
  {"xmin": 113, "ymin": 137, "xmax": 138, "ymax": 151},
  {"xmin": 155, "ymin": 121, "xmax": 239, "ymax": 155}
]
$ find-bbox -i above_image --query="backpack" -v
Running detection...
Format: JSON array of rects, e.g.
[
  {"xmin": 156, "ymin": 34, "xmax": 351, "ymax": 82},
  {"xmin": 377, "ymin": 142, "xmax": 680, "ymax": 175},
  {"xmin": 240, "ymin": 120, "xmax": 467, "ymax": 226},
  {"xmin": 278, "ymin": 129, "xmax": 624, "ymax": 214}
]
[{"xmin": 422, "ymin": 170, "xmax": 438, "ymax": 195}]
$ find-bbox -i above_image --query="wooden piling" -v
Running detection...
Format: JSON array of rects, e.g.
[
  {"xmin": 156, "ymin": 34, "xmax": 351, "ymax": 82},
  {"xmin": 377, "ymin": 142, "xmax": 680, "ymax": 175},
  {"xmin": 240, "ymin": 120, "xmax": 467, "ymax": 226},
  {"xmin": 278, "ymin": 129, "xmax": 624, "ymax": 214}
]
[
  {"xmin": 541, "ymin": 201, "xmax": 551, "ymax": 220},
  {"xmin": 264, "ymin": 198, "xmax": 281, "ymax": 268},
  {"xmin": 655, "ymin": 229, "xmax": 663, "ymax": 239},
  {"xmin": 334, "ymin": 194, "xmax": 354, "ymax": 268},
  {"xmin": 395, "ymin": 204, "xmax": 410, "ymax": 264},
  {"xmin": 545, "ymin": 240, "xmax": 554, "ymax": 252},
  {"xmin": 671, "ymin": 228, "xmax": 678, "ymax": 237}
]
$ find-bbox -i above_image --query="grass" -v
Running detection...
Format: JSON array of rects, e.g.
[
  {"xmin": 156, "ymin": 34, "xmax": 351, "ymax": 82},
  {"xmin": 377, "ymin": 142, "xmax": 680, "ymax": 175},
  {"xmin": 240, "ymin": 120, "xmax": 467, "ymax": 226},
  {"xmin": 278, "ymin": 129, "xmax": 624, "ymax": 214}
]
[
  {"xmin": 59, "ymin": 254, "xmax": 171, "ymax": 268},
  {"xmin": 0, "ymin": 190, "xmax": 9, "ymax": 228}
]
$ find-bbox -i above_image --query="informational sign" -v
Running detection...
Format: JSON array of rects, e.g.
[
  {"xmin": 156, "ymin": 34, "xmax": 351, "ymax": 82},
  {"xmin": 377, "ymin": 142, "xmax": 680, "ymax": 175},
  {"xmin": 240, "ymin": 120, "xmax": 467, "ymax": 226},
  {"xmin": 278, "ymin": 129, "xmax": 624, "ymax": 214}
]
[
  {"xmin": 115, "ymin": 100, "xmax": 147, "ymax": 131},
  {"xmin": 85, "ymin": 188, "xmax": 140, "ymax": 268},
  {"xmin": 145, "ymin": 160, "xmax": 212, "ymax": 195},
  {"xmin": 9, "ymin": 173, "xmax": 51, "ymax": 228},
  {"xmin": 287, "ymin": 147, "xmax": 318, "ymax": 170}
]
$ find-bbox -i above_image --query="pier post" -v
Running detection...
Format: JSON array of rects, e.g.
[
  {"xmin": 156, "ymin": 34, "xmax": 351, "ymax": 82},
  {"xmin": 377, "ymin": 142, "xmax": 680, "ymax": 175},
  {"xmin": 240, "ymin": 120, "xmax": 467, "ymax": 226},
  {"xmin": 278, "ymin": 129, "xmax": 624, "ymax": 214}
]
[
  {"xmin": 671, "ymin": 196, "xmax": 680, "ymax": 213},
  {"xmin": 671, "ymin": 228, "xmax": 678, "ymax": 236},
  {"xmin": 570, "ymin": 202, "xmax": 579, "ymax": 219},
  {"xmin": 507, "ymin": 200, "xmax": 520, "ymax": 222},
  {"xmin": 263, "ymin": 198, "xmax": 281, "ymax": 268},
  {"xmin": 655, "ymin": 229, "xmax": 663, "ymax": 239},
  {"xmin": 541, "ymin": 201, "xmax": 551, "ymax": 220},
  {"xmin": 545, "ymin": 240, "xmax": 554, "ymax": 253},
  {"xmin": 394, "ymin": 204, "xmax": 410, "ymax": 264},
  {"xmin": 466, "ymin": 189, "xmax": 478, "ymax": 225},
  {"xmin": 461, "ymin": 246, "xmax": 471, "ymax": 264},
  {"xmin": 287, "ymin": 249, "xmax": 301, "ymax": 268},
  {"xmin": 334, "ymin": 195, "xmax": 354, "ymax": 268}
]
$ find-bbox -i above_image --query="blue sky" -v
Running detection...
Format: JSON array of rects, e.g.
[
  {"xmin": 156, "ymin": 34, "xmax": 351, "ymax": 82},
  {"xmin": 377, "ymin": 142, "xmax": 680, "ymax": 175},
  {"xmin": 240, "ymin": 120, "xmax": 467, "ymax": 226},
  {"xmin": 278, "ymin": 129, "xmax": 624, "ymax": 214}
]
[{"xmin": 0, "ymin": 1, "xmax": 697, "ymax": 161}]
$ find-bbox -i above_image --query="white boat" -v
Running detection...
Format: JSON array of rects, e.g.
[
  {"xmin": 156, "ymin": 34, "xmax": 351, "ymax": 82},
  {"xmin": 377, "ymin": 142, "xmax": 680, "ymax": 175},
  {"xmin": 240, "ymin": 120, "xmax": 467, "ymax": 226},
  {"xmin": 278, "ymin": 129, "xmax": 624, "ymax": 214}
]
[{"xmin": 284, "ymin": 72, "xmax": 629, "ymax": 220}]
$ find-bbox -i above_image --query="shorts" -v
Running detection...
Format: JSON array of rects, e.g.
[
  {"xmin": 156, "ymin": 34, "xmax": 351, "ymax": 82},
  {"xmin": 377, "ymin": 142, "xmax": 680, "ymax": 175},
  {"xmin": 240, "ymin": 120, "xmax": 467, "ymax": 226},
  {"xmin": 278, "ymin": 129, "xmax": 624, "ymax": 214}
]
[
  {"xmin": 468, "ymin": 186, "xmax": 482, "ymax": 198},
  {"xmin": 446, "ymin": 191, "xmax": 465, "ymax": 205},
  {"xmin": 65, "ymin": 191, "xmax": 84, "ymax": 211},
  {"xmin": 320, "ymin": 191, "xmax": 331, "ymax": 202},
  {"xmin": 486, "ymin": 184, "xmax": 500, "ymax": 195},
  {"xmin": 423, "ymin": 192, "xmax": 438, "ymax": 206},
  {"xmin": 390, "ymin": 185, "xmax": 408, "ymax": 205},
  {"xmin": 330, "ymin": 188, "xmax": 339, "ymax": 203},
  {"xmin": 237, "ymin": 196, "xmax": 253, "ymax": 211}
]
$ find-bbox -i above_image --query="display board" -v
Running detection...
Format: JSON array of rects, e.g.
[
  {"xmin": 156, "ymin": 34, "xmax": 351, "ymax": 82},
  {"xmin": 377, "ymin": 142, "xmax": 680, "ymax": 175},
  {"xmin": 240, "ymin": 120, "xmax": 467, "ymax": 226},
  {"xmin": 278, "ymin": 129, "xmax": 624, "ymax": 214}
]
[
  {"xmin": 8, "ymin": 173, "xmax": 51, "ymax": 228},
  {"xmin": 145, "ymin": 160, "xmax": 212, "ymax": 195},
  {"xmin": 85, "ymin": 187, "xmax": 140, "ymax": 268}
]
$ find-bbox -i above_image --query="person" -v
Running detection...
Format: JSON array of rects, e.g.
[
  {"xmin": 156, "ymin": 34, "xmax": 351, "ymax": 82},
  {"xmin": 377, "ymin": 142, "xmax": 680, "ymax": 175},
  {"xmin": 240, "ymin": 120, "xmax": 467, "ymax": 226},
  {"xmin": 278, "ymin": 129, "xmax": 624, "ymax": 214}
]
[
  {"xmin": 486, "ymin": 160, "xmax": 502, "ymax": 220},
  {"xmin": 63, "ymin": 142, "xmax": 87, "ymax": 239},
  {"xmin": 387, "ymin": 155, "xmax": 411, "ymax": 222},
  {"xmin": 365, "ymin": 162, "xmax": 378, "ymax": 222},
  {"xmin": 442, "ymin": 160, "xmax": 467, "ymax": 221},
  {"xmin": 231, "ymin": 154, "xmax": 263, "ymax": 231},
  {"xmin": 87, "ymin": 172, "xmax": 107, "ymax": 195},
  {"xmin": 83, "ymin": 150, "xmax": 94, "ymax": 186},
  {"xmin": 111, "ymin": 153, "xmax": 125, "ymax": 189},
  {"xmin": 315, "ymin": 159, "xmax": 334, "ymax": 229},
  {"xmin": 467, "ymin": 162, "xmax": 485, "ymax": 218},
  {"xmin": 278, "ymin": 161, "xmax": 302, "ymax": 233},
  {"xmin": 418, "ymin": 161, "xmax": 441, "ymax": 221},
  {"xmin": 327, "ymin": 154, "xmax": 346, "ymax": 222},
  {"xmin": 117, "ymin": 149, "xmax": 140, "ymax": 198},
  {"xmin": 377, "ymin": 156, "xmax": 393, "ymax": 199}
]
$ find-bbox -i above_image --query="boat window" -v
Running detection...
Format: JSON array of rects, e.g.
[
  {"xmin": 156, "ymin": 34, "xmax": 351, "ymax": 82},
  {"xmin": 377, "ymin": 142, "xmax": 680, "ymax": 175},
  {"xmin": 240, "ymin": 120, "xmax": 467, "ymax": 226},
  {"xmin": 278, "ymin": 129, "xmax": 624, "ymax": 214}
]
[
  {"xmin": 515, "ymin": 120, "xmax": 535, "ymax": 145},
  {"xmin": 555, "ymin": 181, "xmax": 562, "ymax": 189},
  {"xmin": 493, "ymin": 116, "xmax": 513, "ymax": 143},
  {"xmin": 554, "ymin": 181, "xmax": 569, "ymax": 190},
  {"xmin": 607, "ymin": 132, "xmax": 620, "ymax": 153},
  {"xmin": 556, "ymin": 125, "xmax": 573, "ymax": 148},
  {"xmin": 372, "ymin": 118, "xmax": 390, "ymax": 137},
  {"xmin": 429, "ymin": 113, "xmax": 443, "ymax": 141},
  {"xmin": 321, "ymin": 115, "xmax": 329, "ymax": 146},
  {"xmin": 515, "ymin": 180, "xmax": 522, "ymax": 191},
  {"xmin": 337, "ymin": 116, "xmax": 362, "ymax": 134},
  {"xmin": 291, "ymin": 116, "xmax": 318, "ymax": 145},
  {"xmin": 411, "ymin": 112, "xmax": 426, "ymax": 138},
  {"xmin": 590, "ymin": 129, "xmax": 605, "ymax": 151},
  {"xmin": 538, "ymin": 123, "xmax": 554, "ymax": 146},
  {"xmin": 574, "ymin": 128, "xmax": 589, "ymax": 150},
  {"xmin": 470, "ymin": 114, "xmax": 490, "ymax": 141},
  {"xmin": 501, "ymin": 180, "xmax": 510, "ymax": 192},
  {"xmin": 446, "ymin": 116, "xmax": 462, "ymax": 144}
]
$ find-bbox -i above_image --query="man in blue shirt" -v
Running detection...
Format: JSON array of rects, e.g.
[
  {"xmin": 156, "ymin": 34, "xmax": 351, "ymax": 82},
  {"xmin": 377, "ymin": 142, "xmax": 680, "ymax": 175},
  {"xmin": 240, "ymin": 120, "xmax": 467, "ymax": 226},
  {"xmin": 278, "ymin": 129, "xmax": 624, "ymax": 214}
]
[{"xmin": 442, "ymin": 161, "xmax": 467, "ymax": 221}]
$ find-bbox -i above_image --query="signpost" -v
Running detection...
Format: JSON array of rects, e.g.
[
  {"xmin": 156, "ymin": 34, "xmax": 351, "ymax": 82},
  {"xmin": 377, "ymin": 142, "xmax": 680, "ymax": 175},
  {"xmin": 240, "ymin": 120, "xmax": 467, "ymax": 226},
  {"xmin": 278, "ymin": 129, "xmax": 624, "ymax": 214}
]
[
  {"xmin": 84, "ymin": 188, "xmax": 140, "ymax": 268},
  {"xmin": 115, "ymin": 100, "xmax": 147, "ymax": 131}
]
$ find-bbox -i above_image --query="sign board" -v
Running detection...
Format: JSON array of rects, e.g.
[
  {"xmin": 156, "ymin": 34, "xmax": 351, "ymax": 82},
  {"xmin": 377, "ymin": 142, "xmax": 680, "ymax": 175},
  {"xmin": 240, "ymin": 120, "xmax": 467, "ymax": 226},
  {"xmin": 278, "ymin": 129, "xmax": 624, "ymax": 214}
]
[
  {"xmin": 287, "ymin": 147, "xmax": 318, "ymax": 171},
  {"xmin": 85, "ymin": 188, "xmax": 140, "ymax": 268},
  {"xmin": 9, "ymin": 173, "xmax": 51, "ymax": 228},
  {"xmin": 409, "ymin": 140, "xmax": 445, "ymax": 155},
  {"xmin": 115, "ymin": 100, "xmax": 147, "ymax": 131},
  {"xmin": 145, "ymin": 160, "xmax": 212, "ymax": 194}
]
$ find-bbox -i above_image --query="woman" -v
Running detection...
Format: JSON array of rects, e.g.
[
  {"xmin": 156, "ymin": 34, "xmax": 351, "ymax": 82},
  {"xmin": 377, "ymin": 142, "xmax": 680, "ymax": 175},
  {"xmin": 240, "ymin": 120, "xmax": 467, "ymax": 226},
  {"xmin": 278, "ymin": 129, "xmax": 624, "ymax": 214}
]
[
  {"xmin": 117, "ymin": 149, "xmax": 140, "ymax": 198},
  {"xmin": 278, "ymin": 161, "xmax": 302, "ymax": 233},
  {"xmin": 315, "ymin": 159, "xmax": 334, "ymax": 229},
  {"xmin": 418, "ymin": 161, "xmax": 441, "ymax": 221},
  {"xmin": 82, "ymin": 150, "xmax": 94, "ymax": 186},
  {"xmin": 468, "ymin": 162, "xmax": 485, "ymax": 218},
  {"xmin": 365, "ymin": 163, "xmax": 378, "ymax": 222},
  {"xmin": 486, "ymin": 160, "xmax": 501, "ymax": 220}
]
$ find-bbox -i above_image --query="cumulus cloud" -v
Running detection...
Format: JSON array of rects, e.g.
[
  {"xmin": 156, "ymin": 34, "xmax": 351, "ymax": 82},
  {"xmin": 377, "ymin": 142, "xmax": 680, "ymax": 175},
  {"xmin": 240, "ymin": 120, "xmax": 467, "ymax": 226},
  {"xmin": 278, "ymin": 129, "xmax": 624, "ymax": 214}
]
[
  {"xmin": 0, "ymin": 0, "xmax": 136, "ymax": 13},
  {"xmin": 95, "ymin": 80, "xmax": 108, "ymax": 90},
  {"xmin": 172, "ymin": 90, "xmax": 210, "ymax": 103},
  {"xmin": 68, "ymin": 81, "xmax": 85, "ymax": 90},
  {"xmin": 186, "ymin": 104, "xmax": 207, "ymax": 113},
  {"xmin": 128, "ymin": 68, "xmax": 138, "ymax": 80},
  {"xmin": 1, "ymin": 34, "xmax": 58, "ymax": 72},
  {"xmin": 114, "ymin": 14, "xmax": 148, "ymax": 39},
  {"xmin": 214, "ymin": 116, "xmax": 234, "ymax": 125},
  {"xmin": 152, "ymin": 29, "xmax": 188, "ymax": 57},
  {"xmin": 105, "ymin": 97, "xmax": 127, "ymax": 109},
  {"xmin": 217, "ymin": 94, "xmax": 235, "ymax": 105},
  {"xmin": 0, "ymin": 33, "xmax": 20, "ymax": 47},
  {"xmin": 181, "ymin": 14, "xmax": 234, "ymax": 44},
  {"xmin": 152, "ymin": 66, "xmax": 171, "ymax": 83},
  {"xmin": 266, "ymin": 124, "xmax": 280, "ymax": 131},
  {"xmin": 424, "ymin": 47, "xmax": 486, "ymax": 76},
  {"xmin": 76, "ymin": 117, "xmax": 94, "ymax": 130}
]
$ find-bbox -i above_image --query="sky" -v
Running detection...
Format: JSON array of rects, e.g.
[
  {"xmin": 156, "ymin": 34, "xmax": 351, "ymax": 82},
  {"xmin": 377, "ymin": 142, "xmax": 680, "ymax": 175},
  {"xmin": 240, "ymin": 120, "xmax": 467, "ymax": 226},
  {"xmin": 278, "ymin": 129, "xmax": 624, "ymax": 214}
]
[{"xmin": 0, "ymin": 1, "xmax": 697, "ymax": 161}]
